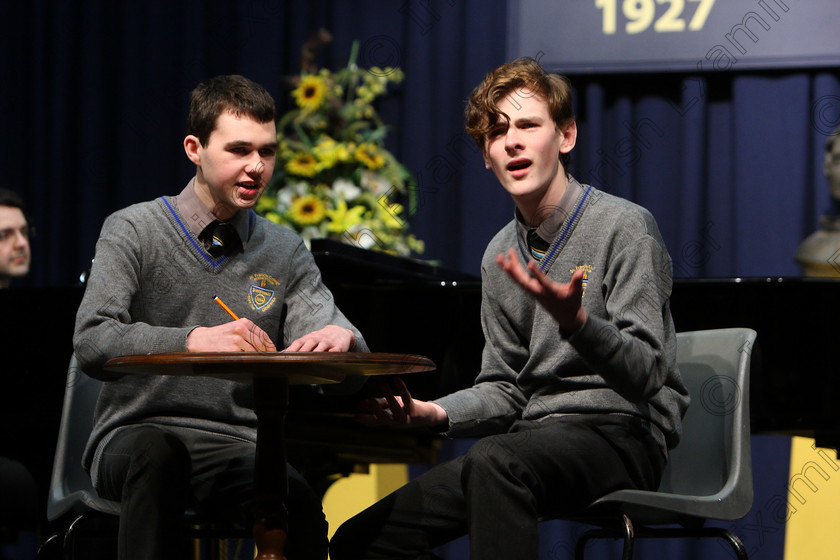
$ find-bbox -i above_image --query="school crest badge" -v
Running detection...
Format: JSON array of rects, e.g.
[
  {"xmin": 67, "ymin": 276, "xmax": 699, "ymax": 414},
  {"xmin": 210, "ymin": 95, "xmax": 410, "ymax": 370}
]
[
  {"xmin": 570, "ymin": 264, "xmax": 594, "ymax": 296},
  {"xmin": 248, "ymin": 273, "xmax": 280, "ymax": 312}
]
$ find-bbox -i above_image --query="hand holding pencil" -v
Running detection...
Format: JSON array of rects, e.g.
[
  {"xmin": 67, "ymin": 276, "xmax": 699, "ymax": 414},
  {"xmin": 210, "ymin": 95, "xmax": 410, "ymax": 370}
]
[
  {"xmin": 208, "ymin": 295, "xmax": 356, "ymax": 353},
  {"xmin": 184, "ymin": 296, "xmax": 277, "ymax": 353}
]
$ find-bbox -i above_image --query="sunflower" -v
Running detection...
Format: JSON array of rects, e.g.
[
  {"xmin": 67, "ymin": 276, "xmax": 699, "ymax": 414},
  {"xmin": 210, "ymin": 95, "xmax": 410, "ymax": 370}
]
[
  {"xmin": 286, "ymin": 152, "xmax": 318, "ymax": 177},
  {"xmin": 258, "ymin": 40, "xmax": 422, "ymax": 256},
  {"xmin": 355, "ymin": 143, "xmax": 386, "ymax": 170},
  {"xmin": 312, "ymin": 137, "xmax": 343, "ymax": 171},
  {"xmin": 292, "ymin": 75, "xmax": 327, "ymax": 112},
  {"xmin": 288, "ymin": 194, "xmax": 327, "ymax": 226}
]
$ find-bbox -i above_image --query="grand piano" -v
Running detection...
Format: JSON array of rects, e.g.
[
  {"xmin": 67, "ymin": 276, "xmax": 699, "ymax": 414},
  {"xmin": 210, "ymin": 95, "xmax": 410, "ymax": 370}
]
[
  {"xmin": 2, "ymin": 241, "xmax": 840, "ymax": 515},
  {"xmin": 667, "ymin": 276, "xmax": 840, "ymax": 451}
]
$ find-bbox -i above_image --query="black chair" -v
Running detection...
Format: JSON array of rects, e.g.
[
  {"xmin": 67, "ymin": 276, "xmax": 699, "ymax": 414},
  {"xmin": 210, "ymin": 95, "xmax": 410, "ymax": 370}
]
[
  {"xmin": 37, "ymin": 356, "xmax": 250, "ymax": 559},
  {"xmin": 567, "ymin": 328, "xmax": 756, "ymax": 560}
]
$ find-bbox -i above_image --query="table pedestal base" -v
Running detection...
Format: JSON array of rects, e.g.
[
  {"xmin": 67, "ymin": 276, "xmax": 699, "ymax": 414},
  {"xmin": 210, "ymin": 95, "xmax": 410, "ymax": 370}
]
[
  {"xmin": 253, "ymin": 517, "xmax": 288, "ymax": 560},
  {"xmin": 253, "ymin": 377, "xmax": 289, "ymax": 560}
]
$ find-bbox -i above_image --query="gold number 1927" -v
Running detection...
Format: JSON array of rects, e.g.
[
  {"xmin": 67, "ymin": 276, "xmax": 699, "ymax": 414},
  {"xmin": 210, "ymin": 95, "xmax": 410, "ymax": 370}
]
[{"xmin": 595, "ymin": 0, "xmax": 716, "ymax": 35}]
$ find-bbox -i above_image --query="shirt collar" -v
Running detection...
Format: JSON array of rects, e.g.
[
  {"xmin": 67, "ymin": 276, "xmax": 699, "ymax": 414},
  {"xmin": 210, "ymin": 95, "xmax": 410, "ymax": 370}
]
[
  {"xmin": 515, "ymin": 175, "xmax": 584, "ymax": 245},
  {"xmin": 171, "ymin": 178, "xmax": 252, "ymax": 248}
]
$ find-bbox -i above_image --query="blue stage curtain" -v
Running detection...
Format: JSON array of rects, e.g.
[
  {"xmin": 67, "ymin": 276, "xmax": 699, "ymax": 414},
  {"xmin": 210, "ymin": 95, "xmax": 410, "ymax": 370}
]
[
  {"xmin": 2, "ymin": 3, "xmax": 836, "ymax": 560},
  {"xmin": 5, "ymin": 1, "xmax": 838, "ymax": 284},
  {"xmin": 570, "ymin": 71, "xmax": 840, "ymax": 281},
  {"xmin": 1, "ymin": 0, "xmax": 509, "ymax": 287}
]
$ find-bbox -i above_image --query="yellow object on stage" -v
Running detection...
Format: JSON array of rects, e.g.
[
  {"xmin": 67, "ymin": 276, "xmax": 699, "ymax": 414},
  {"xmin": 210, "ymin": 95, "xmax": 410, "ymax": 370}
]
[
  {"xmin": 322, "ymin": 464, "xmax": 409, "ymax": 540},
  {"xmin": 784, "ymin": 437, "xmax": 840, "ymax": 559}
]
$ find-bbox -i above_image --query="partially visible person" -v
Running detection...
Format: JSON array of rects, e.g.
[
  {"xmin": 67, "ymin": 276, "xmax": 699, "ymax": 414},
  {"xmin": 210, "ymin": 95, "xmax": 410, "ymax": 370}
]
[
  {"xmin": 795, "ymin": 127, "xmax": 840, "ymax": 276},
  {"xmin": 0, "ymin": 190, "xmax": 38, "ymax": 554},
  {"xmin": 0, "ymin": 189, "xmax": 31, "ymax": 289}
]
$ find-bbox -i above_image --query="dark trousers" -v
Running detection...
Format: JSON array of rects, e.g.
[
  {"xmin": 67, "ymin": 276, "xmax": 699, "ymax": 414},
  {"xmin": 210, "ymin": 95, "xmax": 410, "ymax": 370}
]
[
  {"xmin": 94, "ymin": 424, "xmax": 327, "ymax": 560},
  {"xmin": 330, "ymin": 415, "xmax": 665, "ymax": 560}
]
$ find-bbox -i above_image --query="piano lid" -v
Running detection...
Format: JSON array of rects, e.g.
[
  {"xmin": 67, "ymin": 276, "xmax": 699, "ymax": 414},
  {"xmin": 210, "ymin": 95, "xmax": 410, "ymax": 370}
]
[
  {"xmin": 310, "ymin": 238, "xmax": 478, "ymax": 285},
  {"xmin": 671, "ymin": 276, "xmax": 840, "ymax": 448}
]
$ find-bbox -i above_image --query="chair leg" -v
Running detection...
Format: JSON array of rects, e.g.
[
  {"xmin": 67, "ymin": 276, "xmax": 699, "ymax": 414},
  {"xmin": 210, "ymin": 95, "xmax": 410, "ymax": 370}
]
[
  {"xmin": 707, "ymin": 527, "xmax": 749, "ymax": 560},
  {"xmin": 62, "ymin": 514, "xmax": 86, "ymax": 560},
  {"xmin": 574, "ymin": 519, "xmax": 749, "ymax": 560},
  {"xmin": 632, "ymin": 525, "xmax": 750, "ymax": 560},
  {"xmin": 35, "ymin": 533, "xmax": 62, "ymax": 560},
  {"xmin": 620, "ymin": 514, "xmax": 635, "ymax": 560},
  {"xmin": 574, "ymin": 515, "xmax": 635, "ymax": 560}
]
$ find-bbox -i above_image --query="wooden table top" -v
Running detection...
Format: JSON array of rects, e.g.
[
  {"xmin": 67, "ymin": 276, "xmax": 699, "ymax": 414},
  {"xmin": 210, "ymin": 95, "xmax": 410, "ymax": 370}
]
[{"xmin": 104, "ymin": 352, "xmax": 436, "ymax": 385}]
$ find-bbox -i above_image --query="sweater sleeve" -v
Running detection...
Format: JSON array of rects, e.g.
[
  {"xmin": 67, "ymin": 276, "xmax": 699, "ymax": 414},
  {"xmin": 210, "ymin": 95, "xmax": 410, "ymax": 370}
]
[
  {"xmin": 569, "ymin": 233, "xmax": 675, "ymax": 403},
  {"xmin": 434, "ymin": 256, "xmax": 529, "ymax": 437},
  {"xmin": 73, "ymin": 211, "xmax": 194, "ymax": 377},
  {"xmin": 279, "ymin": 240, "xmax": 368, "ymax": 352},
  {"xmin": 279, "ymin": 239, "xmax": 369, "ymax": 394}
]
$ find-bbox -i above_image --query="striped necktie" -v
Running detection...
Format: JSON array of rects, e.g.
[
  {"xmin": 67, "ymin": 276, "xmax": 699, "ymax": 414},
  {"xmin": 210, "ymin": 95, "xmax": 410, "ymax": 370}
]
[
  {"xmin": 204, "ymin": 221, "xmax": 239, "ymax": 258},
  {"xmin": 527, "ymin": 229, "xmax": 550, "ymax": 262}
]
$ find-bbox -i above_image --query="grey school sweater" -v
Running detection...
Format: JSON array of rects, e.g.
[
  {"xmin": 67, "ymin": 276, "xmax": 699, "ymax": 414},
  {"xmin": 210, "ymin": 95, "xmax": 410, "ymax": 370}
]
[
  {"xmin": 74, "ymin": 195, "xmax": 368, "ymax": 470},
  {"xmin": 435, "ymin": 182, "xmax": 689, "ymax": 456}
]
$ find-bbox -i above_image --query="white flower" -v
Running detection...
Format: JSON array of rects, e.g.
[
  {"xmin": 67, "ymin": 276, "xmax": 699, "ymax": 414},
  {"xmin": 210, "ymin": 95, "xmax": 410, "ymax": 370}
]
[
  {"xmin": 342, "ymin": 224, "xmax": 382, "ymax": 250},
  {"xmin": 332, "ymin": 178, "xmax": 362, "ymax": 201},
  {"xmin": 359, "ymin": 171, "xmax": 392, "ymax": 196}
]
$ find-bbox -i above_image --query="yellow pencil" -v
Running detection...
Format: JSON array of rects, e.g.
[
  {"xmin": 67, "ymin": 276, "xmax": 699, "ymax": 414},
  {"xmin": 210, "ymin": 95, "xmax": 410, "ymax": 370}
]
[{"xmin": 213, "ymin": 295, "xmax": 239, "ymax": 320}]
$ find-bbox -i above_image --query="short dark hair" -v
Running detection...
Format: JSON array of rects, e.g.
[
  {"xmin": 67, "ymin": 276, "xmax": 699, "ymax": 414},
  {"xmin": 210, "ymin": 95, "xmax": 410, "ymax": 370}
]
[
  {"xmin": 465, "ymin": 58, "xmax": 575, "ymax": 172},
  {"xmin": 0, "ymin": 189, "xmax": 29, "ymax": 227},
  {"xmin": 187, "ymin": 75, "xmax": 276, "ymax": 147},
  {"xmin": 0, "ymin": 189, "xmax": 25, "ymax": 210}
]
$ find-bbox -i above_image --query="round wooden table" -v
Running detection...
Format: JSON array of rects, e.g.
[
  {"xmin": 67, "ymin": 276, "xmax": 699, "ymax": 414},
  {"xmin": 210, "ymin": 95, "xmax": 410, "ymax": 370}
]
[{"xmin": 105, "ymin": 351, "xmax": 436, "ymax": 560}]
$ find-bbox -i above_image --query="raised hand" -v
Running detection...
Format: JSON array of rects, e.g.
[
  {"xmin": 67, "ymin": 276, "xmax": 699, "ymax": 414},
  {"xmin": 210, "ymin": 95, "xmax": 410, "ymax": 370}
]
[{"xmin": 496, "ymin": 248, "xmax": 587, "ymax": 333}]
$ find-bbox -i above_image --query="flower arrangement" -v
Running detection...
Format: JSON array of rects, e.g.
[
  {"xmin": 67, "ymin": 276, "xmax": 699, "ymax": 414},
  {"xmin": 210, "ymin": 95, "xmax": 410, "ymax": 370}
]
[{"xmin": 257, "ymin": 40, "xmax": 424, "ymax": 257}]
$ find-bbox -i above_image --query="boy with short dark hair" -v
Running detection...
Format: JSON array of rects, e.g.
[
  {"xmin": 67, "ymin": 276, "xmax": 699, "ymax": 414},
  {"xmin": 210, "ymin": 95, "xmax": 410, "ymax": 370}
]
[
  {"xmin": 330, "ymin": 58, "xmax": 689, "ymax": 560},
  {"xmin": 0, "ymin": 189, "xmax": 31, "ymax": 289},
  {"xmin": 74, "ymin": 74, "xmax": 367, "ymax": 560}
]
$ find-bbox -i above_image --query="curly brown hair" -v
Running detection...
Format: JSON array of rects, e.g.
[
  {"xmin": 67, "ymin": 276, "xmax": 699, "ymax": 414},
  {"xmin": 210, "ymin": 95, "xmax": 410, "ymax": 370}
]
[{"xmin": 465, "ymin": 58, "xmax": 574, "ymax": 172}]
